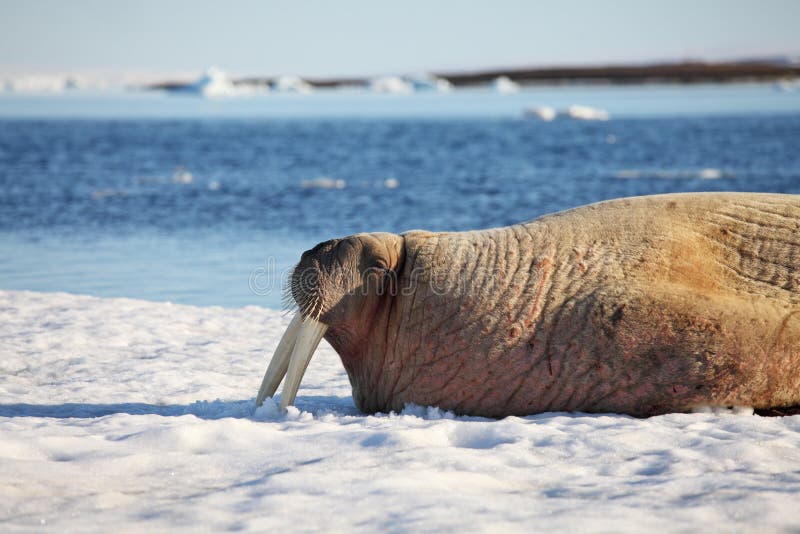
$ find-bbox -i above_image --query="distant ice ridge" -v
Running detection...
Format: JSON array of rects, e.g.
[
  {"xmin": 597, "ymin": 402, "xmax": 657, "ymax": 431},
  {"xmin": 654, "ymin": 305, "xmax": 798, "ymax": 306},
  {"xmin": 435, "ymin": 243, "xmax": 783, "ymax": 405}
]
[{"xmin": 1, "ymin": 75, "xmax": 84, "ymax": 93}]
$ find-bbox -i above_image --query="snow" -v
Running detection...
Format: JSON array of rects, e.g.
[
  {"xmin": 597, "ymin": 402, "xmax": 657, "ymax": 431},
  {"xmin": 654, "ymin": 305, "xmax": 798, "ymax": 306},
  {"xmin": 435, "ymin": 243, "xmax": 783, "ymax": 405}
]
[{"xmin": 1, "ymin": 289, "xmax": 800, "ymax": 531}]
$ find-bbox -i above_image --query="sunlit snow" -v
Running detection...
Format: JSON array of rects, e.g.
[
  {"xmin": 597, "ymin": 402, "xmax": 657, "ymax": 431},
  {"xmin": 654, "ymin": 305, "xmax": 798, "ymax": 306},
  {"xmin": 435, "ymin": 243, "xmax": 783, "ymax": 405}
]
[{"xmin": 1, "ymin": 290, "xmax": 799, "ymax": 531}]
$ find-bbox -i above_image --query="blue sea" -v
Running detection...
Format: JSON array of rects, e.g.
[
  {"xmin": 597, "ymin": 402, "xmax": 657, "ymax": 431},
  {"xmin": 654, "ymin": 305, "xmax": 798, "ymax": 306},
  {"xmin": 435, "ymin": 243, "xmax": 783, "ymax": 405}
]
[{"xmin": 1, "ymin": 84, "xmax": 799, "ymax": 308}]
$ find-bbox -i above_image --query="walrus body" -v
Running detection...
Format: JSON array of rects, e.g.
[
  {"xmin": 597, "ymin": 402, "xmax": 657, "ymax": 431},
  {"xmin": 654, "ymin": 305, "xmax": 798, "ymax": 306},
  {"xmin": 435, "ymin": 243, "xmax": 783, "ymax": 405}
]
[{"xmin": 257, "ymin": 193, "xmax": 800, "ymax": 417}]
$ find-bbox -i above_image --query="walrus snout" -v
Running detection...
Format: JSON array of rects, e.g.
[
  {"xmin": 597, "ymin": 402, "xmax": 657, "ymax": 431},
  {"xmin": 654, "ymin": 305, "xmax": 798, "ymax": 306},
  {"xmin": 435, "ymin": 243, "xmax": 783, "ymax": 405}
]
[
  {"xmin": 256, "ymin": 232, "xmax": 404, "ymax": 409},
  {"xmin": 290, "ymin": 232, "xmax": 404, "ymax": 322}
]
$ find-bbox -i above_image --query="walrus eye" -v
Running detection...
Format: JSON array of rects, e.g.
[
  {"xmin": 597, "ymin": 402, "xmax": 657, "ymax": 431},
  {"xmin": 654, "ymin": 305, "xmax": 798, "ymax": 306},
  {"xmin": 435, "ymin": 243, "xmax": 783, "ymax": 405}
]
[{"xmin": 374, "ymin": 258, "xmax": 389, "ymax": 271}]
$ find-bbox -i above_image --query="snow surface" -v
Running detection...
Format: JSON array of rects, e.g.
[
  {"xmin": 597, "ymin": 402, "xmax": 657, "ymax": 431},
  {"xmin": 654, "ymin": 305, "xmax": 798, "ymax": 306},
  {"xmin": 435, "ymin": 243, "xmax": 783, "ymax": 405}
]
[{"xmin": 2, "ymin": 290, "xmax": 800, "ymax": 532}]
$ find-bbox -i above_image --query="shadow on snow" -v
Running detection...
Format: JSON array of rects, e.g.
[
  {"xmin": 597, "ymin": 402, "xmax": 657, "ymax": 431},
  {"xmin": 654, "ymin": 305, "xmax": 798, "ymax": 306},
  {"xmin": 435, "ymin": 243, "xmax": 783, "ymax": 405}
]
[{"xmin": 0, "ymin": 395, "xmax": 359, "ymax": 420}]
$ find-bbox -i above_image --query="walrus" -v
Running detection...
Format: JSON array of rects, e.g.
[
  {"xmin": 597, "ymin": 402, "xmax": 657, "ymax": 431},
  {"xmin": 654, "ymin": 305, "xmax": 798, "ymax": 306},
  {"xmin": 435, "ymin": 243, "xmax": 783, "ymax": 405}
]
[{"xmin": 256, "ymin": 193, "xmax": 800, "ymax": 417}]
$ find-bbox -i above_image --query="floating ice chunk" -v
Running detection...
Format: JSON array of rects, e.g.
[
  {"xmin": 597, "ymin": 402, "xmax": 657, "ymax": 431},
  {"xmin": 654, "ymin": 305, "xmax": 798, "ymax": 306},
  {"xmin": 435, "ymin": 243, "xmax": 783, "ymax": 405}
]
[
  {"xmin": 698, "ymin": 168, "xmax": 722, "ymax": 179},
  {"xmin": 565, "ymin": 105, "xmax": 610, "ymax": 121},
  {"xmin": 369, "ymin": 76, "xmax": 414, "ymax": 94},
  {"xmin": 172, "ymin": 167, "xmax": 193, "ymax": 184},
  {"xmin": 384, "ymin": 178, "xmax": 399, "ymax": 189},
  {"xmin": 301, "ymin": 177, "xmax": 346, "ymax": 189},
  {"xmin": 208, "ymin": 180, "xmax": 221, "ymax": 191},
  {"xmin": 775, "ymin": 79, "xmax": 800, "ymax": 92},
  {"xmin": 490, "ymin": 76, "xmax": 520, "ymax": 94},
  {"xmin": 523, "ymin": 106, "xmax": 557, "ymax": 121},
  {"xmin": 272, "ymin": 75, "xmax": 313, "ymax": 94}
]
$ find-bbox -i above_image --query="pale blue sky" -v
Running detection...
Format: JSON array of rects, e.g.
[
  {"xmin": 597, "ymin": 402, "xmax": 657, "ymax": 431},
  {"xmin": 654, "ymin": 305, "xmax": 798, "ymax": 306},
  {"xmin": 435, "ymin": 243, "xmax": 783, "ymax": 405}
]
[{"xmin": 1, "ymin": 0, "xmax": 799, "ymax": 77}]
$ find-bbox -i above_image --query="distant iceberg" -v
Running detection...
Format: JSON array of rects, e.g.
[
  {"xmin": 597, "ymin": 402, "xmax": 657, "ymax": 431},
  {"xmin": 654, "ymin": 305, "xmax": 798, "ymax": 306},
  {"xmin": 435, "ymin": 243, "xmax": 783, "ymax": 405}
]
[
  {"xmin": 490, "ymin": 76, "xmax": 520, "ymax": 94},
  {"xmin": 271, "ymin": 75, "xmax": 313, "ymax": 94},
  {"xmin": 177, "ymin": 67, "xmax": 239, "ymax": 97},
  {"xmin": 369, "ymin": 76, "xmax": 414, "ymax": 94},
  {"xmin": 564, "ymin": 105, "xmax": 610, "ymax": 121},
  {"xmin": 407, "ymin": 73, "xmax": 452, "ymax": 92}
]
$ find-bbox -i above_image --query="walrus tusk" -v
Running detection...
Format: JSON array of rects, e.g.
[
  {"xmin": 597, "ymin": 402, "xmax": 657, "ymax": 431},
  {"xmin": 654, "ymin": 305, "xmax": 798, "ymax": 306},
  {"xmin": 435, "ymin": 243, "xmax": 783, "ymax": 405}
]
[
  {"xmin": 278, "ymin": 317, "xmax": 328, "ymax": 410},
  {"xmin": 255, "ymin": 313, "xmax": 303, "ymax": 406}
]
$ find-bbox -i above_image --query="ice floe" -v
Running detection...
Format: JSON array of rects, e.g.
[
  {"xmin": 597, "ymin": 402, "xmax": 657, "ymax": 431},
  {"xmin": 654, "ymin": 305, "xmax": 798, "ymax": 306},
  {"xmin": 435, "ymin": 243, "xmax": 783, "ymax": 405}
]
[
  {"xmin": 1, "ymin": 289, "xmax": 799, "ymax": 531},
  {"xmin": 301, "ymin": 176, "xmax": 346, "ymax": 189},
  {"xmin": 564, "ymin": 104, "xmax": 610, "ymax": 121}
]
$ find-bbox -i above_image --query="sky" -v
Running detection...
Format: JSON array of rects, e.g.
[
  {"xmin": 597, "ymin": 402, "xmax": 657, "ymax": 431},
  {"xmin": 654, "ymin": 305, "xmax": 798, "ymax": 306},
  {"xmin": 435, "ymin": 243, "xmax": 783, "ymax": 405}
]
[{"xmin": 1, "ymin": 0, "xmax": 799, "ymax": 78}]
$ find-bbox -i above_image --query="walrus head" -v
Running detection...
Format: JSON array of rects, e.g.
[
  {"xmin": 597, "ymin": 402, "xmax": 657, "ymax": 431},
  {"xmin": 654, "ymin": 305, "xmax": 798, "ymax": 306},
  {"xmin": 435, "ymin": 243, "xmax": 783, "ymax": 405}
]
[{"xmin": 256, "ymin": 232, "xmax": 404, "ymax": 409}]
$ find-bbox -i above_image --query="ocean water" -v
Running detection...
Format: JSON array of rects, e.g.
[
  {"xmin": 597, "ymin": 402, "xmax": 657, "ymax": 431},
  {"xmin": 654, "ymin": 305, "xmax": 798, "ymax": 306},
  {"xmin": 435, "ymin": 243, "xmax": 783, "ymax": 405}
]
[{"xmin": 1, "ymin": 84, "xmax": 799, "ymax": 308}]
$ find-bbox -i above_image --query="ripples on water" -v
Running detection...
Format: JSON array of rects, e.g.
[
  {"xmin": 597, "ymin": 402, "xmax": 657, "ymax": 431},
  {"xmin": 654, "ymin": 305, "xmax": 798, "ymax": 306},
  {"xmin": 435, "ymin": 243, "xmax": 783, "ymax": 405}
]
[{"xmin": 1, "ymin": 112, "xmax": 799, "ymax": 307}]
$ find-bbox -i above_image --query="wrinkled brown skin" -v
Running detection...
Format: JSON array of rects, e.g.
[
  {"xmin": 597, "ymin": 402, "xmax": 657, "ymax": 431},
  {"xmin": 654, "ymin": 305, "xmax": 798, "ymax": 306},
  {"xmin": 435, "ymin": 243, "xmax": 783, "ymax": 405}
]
[{"xmin": 292, "ymin": 193, "xmax": 800, "ymax": 417}]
